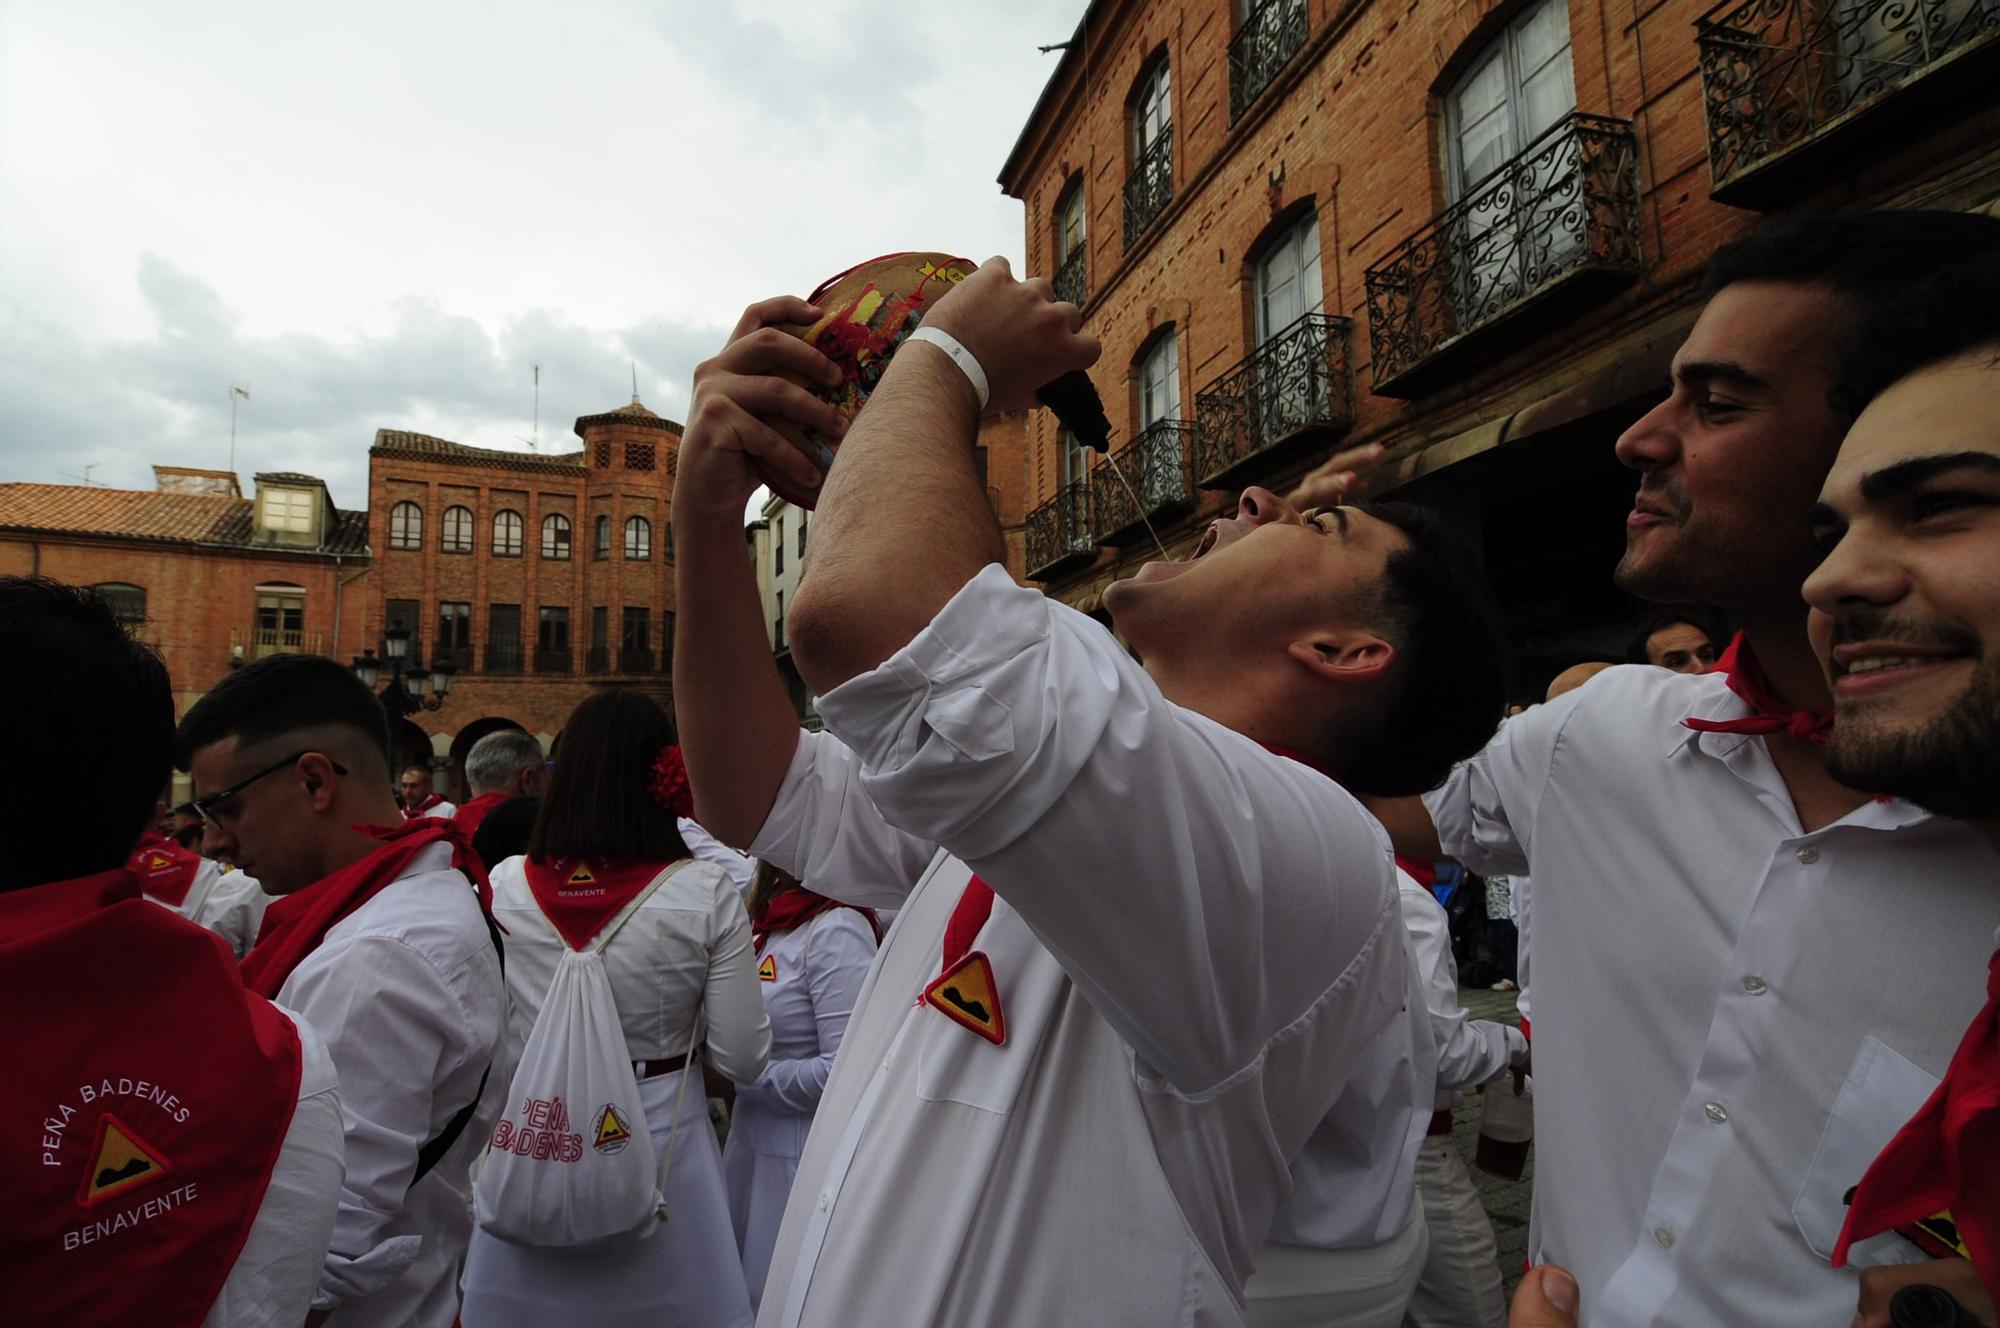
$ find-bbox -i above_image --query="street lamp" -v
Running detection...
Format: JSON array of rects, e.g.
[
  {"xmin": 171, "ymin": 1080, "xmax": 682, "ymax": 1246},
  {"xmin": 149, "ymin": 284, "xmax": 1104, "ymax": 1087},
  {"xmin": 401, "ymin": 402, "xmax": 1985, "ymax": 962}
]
[{"xmin": 353, "ymin": 626, "xmax": 454, "ymax": 719}]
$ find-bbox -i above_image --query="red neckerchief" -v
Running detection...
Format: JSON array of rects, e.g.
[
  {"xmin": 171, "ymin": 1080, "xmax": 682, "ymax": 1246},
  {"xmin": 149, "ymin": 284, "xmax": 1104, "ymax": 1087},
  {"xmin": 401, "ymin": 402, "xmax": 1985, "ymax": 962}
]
[
  {"xmin": 405, "ymin": 792, "xmax": 447, "ymax": 818},
  {"xmin": 125, "ymin": 832, "xmax": 204, "ymax": 908},
  {"xmin": 1682, "ymin": 633, "xmax": 1832, "ymax": 745},
  {"xmin": 1834, "ymin": 949, "xmax": 1999, "ymax": 1288},
  {"xmin": 752, "ymin": 888, "xmax": 881, "ymax": 954},
  {"xmin": 522, "ymin": 856, "xmax": 673, "ymax": 951},
  {"xmin": 0, "ymin": 869, "xmax": 301, "ymax": 1327},
  {"xmin": 240, "ymin": 817, "xmax": 490, "ymax": 998},
  {"xmin": 451, "ymin": 791, "xmax": 510, "ymax": 843},
  {"xmin": 928, "ymin": 741, "xmax": 1340, "ymax": 1046}
]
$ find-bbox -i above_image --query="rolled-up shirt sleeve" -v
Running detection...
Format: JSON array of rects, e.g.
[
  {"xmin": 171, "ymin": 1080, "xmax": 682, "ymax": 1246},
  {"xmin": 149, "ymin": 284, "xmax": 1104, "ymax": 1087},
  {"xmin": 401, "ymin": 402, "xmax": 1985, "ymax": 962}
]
[
  {"xmin": 749, "ymin": 728, "xmax": 940, "ymax": 910},
  {"xmin": 814, "ymin": 563, "xmax": 1405, "ymax": 1100},
  {"xmin": 1422, "ymin": 697, "xmax": 1581, "ymax": 880}
]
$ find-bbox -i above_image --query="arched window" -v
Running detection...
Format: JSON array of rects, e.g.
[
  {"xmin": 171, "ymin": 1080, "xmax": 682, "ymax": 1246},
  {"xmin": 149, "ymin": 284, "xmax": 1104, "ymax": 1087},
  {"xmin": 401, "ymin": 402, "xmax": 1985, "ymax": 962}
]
[
  {"xmin": 1254, "ymin": 210, "xmax": 1323, "ymax": 347},
  {"xmin": 441, "ymin": 505, "xmax": 474, "ymax": 554},
  {"xmin": 623, "ymin": 515, "xmax": 652, "ymax": 560},
  {"xmin": 492, "ymin": 509, "xmax": 523, "ymax": 557},
  {"xmin": 1139, "ymin": 330, "xmax": 1181, "ymax": 428},
  {"xmin": 541, "ymin": 512, "xmax": 572, "ymax": 560},
  {"xmin": 1053, "ymin": 179, "xmax": 1087, "ymax": 305},
  {"xmin": 91, "ymin": 582, "xmax": 146, "ymax": 626},
  {"xmin": 1125, "ymin": 59, "xmax": 1174, "ymax": 246},
  {"xmin": 594, "ymin": 514, "xmax": 611, "ymax": 560},
  {"xmin": 389, "ymin": 501, "xmax": 423, "ymax": 550}
]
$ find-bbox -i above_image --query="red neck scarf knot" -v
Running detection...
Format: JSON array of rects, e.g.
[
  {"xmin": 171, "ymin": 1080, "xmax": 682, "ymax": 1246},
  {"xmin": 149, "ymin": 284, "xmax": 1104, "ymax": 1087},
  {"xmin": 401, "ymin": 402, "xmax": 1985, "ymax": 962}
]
[{"xmin": 1682, "ymin": 633, "xmax": 1833, "ymax": 745}]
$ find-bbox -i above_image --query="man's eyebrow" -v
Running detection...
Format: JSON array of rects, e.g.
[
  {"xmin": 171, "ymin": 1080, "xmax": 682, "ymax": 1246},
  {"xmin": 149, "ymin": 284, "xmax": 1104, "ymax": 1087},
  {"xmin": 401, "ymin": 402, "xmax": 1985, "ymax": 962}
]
[
  {"xmin": 1807, "ymin": 499, "xmax": 1843, "ymax": 530},
  {"xmin": 1329, "ymin": 506, "xmax": 1349, "ymax": 538},
  {"xmin": 1673, "ymin": 359, "xmax": 1771, "ymax": 393},
  {"xmin": 1858, "ymin": 450, "xmax": 2000, "ymax": 504}
]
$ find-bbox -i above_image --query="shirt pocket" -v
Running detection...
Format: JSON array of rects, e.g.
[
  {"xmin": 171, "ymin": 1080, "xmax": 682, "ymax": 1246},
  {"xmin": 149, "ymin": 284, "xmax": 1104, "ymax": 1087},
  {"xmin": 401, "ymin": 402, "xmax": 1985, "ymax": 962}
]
[
  {"xmin": 1792, "ymin": 1036, "xmax": 1940, "ymax": 1269},
  {"xmin": 914, "ymin": 911, "xmax": 1064, "ymax": 1114}
]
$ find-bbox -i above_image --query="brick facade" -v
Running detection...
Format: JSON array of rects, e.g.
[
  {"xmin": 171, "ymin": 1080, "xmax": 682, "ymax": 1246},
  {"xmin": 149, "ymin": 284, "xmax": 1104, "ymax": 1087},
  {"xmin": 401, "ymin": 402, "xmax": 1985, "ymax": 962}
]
[
  {"xmin": 365, "ymin": 399, "xmax": 683, "ymax": 796},
  {"xmin": 1004, "ymin": 0, "xmax": 2000, "ymax": 688}
]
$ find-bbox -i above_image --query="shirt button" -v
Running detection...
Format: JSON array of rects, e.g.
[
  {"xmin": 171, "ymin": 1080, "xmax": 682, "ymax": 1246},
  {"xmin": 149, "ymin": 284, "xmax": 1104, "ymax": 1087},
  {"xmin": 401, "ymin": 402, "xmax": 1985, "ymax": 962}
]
[
  {"xmin": 1742, "ymin": 975, "xmax": 1769, "ymax": 995},
  {"xmin": 818, "ymin": 1192, "xmax": 831, "ymax": 1212},
  {"xmin": 1704, "ymin": 1101, "xmax": 1729, "ymax": 1124},
  {"xmin": 1795, "ymin": 845, "xmax": 1820, "ymax": 864},
  {"xmin": 1654, "ymin": 1225, "xmax": 1675, "ymax": 1249}
]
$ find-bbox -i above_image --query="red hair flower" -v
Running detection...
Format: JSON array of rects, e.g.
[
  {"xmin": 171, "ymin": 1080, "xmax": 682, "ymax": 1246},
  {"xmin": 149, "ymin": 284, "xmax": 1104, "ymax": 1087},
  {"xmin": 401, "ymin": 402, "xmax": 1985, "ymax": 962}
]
[{"xmin": 649, "ymin": 744, "xmax": 694, "ymax": 818}]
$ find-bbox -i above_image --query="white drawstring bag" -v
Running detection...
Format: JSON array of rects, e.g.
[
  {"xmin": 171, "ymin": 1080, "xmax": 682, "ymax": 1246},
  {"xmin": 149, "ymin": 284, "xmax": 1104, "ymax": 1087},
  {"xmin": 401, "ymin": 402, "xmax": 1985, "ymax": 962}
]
[{"xmin": 475, "ymin": 861, "xmax": 699, "ymax": 1247}]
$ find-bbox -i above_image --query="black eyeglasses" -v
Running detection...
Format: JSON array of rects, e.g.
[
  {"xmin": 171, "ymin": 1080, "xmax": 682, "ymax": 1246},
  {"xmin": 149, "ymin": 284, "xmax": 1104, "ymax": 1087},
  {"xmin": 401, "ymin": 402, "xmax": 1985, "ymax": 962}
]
[{"xmin": 183, "ymin": 751, "xmax": 349, "ymax": 828}]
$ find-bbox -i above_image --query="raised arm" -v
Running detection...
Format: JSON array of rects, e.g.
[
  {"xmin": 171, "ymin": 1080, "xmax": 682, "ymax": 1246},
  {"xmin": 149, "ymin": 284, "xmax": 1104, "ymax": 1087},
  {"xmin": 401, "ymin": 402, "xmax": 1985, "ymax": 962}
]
[
  {"xmin": 788, "ymin": 257, "xmax": 1098, "ymax": 695},
  {"xmin": 671, "ymin": 298, "xmax": 851, "ymax": 847}
]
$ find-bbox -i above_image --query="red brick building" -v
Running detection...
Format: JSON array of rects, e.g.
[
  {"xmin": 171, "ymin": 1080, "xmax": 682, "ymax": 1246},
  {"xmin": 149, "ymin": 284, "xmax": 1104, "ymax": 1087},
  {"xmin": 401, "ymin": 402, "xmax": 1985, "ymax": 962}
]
[
  {"xmin": 364, "ymin": 396, "xmax": 684, "ymax": 795},
  {"xmin": 0, "ymin": 465, "xmax": 373, "ymax": 800},
  {"xmin": 1004, "ymin": 0, "xmax": 2000, "ymax": 689}
]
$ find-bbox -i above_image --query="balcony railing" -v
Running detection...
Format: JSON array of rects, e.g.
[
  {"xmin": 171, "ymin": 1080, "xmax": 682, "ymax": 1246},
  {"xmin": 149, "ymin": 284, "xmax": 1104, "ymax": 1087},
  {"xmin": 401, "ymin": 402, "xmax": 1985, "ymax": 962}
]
[
  {"xmin": 533, "ymin": 646, "xmax": 572, "ymax": 674},
  {"xmin": 1363, "ymin": 112, "xmax": 1642, "ymax": 399},
  {"xmin": 1230, "ymin": 0, "xmax": 1309, "ymax": 123},
  {"xmin": 1053, "ymin": 246, "xmax": 1087, "ymax": 308},
  {"xmin": 586, "ymin": 645, "xmax": 611, "ymax": 673},
  {"xmin": 1123, "ymin": 129, "xmax": 1175, "ymax": 250},
  {"xmin": 436, "ymin": 644, "xmax": 473, "ymax": 673},
  {"xmin": 1095, "ymin": 421, "xmax": 1196, "ymax": 544},
  {"xmin": 1696, "ymin": 0, "xmax": 2000, "ymax": 201},
  {"xmin": 1193, "ymin": 314, "xmax": 1354, "ymax": 490},
  {"xmin": 619, "ymin": 646, "xmax": 655, "ymax": 673},
  {"xmin": 249, "ymin": 626, "xmax": 321, "ymax": 660},
  {"xmin": 484, "ymin": 643, "xmax": 523, "ymax": 675},
  {"xmin": 1026, "ymin": 481, "xmax": 1097, "ymax": 582}
]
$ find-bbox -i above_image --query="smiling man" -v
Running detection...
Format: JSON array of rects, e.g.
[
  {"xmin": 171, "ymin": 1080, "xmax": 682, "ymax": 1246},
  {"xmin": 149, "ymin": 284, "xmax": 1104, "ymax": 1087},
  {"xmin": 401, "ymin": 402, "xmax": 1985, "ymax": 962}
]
[
  {"xmin": 1804, "ymin": 280, "xmax": 2000, "ymax": 1325},
  {"xmin": 672, "ymin": 260, "xmax": 1507, "ymax": 1327},
  {"xmin": 1353, "ymin": 211, "xmax": 2000, "ymax": 1327}
]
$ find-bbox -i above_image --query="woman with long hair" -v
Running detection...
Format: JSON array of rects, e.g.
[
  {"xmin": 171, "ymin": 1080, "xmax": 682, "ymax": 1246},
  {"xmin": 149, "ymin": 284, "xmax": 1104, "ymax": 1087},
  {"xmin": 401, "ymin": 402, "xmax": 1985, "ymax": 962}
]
[
  {"xmin": 723, "ymin": 860, "xmax": 880, "ymax": 1312},
  {"xmin": 461, "ymin": 689, "xmax": 770, "ymax": 1328}
]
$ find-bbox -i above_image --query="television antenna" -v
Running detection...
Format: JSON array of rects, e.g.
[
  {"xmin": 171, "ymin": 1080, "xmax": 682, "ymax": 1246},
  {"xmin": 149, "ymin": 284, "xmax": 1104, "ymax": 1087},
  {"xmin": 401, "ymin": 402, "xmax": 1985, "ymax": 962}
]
[
  {"xmin": 517, "ymin": 363, "xmax": 541, "ymax": 451},
  {"xmin": 229, "ymin": 384, "xmax": 251, "ymax": 474},
  {"xmin": 58, "ymin": 463, "xmax": 102, "ymax": 486}
]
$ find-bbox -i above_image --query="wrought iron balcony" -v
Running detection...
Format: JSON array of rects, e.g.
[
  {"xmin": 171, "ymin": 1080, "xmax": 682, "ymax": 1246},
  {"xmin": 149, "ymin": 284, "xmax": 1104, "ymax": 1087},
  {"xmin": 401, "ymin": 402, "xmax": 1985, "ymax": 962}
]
[
  {"xmin": 1094, "ymin": 422, "xmax": 1196, "ymax": 544},
  {"xmin": 1363, "ymin": 113, "xmax": 1642, "ymax": 399},
  {"xmin": 1026, "ymin": 481, "xmax": 1097, "ymax": 582},
  {"xmin": 484, "ymin": 643, "xmax": 523, "ymax": 675},
  {"xmin": 533, "ymin": 646, "xmax": 572, "ymax": 674},
  {"xmin": 1230, "ymin": 0, "xmax": 1309, "ymax": 123},
  {"xmin": 1697, "ymin": 0, "xmax": 2000, "ymax": 203},
  {"xmin": 1053, "ymin": 246, "xmax": 1087, "ymax": 308},
  {"xmin": 1193, "ymin": 314, "xmax": 1354, "ymax": 490},
  {"xmin": 1123, "ymin": 129, "xmax": 1175, "ymax": 250}
]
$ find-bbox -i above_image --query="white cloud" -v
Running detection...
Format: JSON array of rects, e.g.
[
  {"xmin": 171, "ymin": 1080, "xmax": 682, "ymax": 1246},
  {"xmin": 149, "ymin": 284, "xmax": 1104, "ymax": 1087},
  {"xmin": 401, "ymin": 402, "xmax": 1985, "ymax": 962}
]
[{"xmin": 0, "ymin": 0, "xmax": 1088, "ymax": 504}]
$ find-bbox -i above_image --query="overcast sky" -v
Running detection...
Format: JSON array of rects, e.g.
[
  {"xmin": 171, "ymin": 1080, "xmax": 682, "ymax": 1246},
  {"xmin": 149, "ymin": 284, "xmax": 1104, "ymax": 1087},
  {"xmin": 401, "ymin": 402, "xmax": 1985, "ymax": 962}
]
[{"xmin": 0, "ymin": 0, "xmax": 1088, "ymax": 509}]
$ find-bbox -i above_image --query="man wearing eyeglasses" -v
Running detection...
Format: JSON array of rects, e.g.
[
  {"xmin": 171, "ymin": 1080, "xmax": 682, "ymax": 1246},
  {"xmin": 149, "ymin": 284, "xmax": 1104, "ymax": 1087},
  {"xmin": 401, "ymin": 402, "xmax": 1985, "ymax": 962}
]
[{"xmin": 176, "ymin": 654, "xmax": 506, "ymax": 1328}]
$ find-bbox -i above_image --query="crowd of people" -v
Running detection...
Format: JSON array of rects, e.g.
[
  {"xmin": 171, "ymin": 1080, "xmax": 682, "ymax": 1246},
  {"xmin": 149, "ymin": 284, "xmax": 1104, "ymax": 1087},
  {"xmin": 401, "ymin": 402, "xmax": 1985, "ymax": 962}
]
[{"xmin": 0, "ymin": 207, "xmax": 1994, "ymax": 1328}]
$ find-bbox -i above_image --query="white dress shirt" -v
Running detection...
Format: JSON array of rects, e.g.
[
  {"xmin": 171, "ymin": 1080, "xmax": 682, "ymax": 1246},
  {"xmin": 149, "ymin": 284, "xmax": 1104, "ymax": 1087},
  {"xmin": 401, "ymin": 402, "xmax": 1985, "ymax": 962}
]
[
  {"xmin": 487, "ymin": 855, "xmax": 771, "ymax": 1075},
  {"xmin": 275, "ymin": 842, "xmax": 508, "ymax": 1328},
  {"xmin": 175, "ymin": 866, "xmax": 270, "ymax": 959},
  {"xmin": 204, "ymin": 1007, "xmax": 345, "ymax": 1327},
  {"xmin": 748, "ymin": 564, "xmax": 1414, "ymax": 1328},
  {"xmin": 1399, "ymin": 877, "xmax": 1524, "ymax": 1108},
  {"xmin": 1424, "ymin": 663, "xmax": 2000, "ymax": 1327},
  {"xmin": 681, "ymin": 816, "xmax": 759, "ymax": 896}
]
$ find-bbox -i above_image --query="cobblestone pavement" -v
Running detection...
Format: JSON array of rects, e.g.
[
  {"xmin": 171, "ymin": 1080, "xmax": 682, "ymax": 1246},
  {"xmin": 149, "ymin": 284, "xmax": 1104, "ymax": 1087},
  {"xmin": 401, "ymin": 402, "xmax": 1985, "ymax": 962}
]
[{"xmin": 1455, "ymin": 985, "xmax": 1533, "ymax": 1302}]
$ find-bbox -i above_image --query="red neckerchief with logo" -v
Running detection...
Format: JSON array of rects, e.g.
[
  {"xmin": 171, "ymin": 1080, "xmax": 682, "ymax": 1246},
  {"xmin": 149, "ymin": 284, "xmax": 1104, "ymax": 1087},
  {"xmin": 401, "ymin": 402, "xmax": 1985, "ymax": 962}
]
[
  {"xmin": 925, "ymin": 741, "xmax": 1343, "ymax": 1046},
  {"xmin": 451, "ymin": 791, "xmax": 510, "ymax": 843},
  {"xmin": 240, "ymin": 817, "xmax": 490, "ymax": 998},
  {"xmin": 522, "ymin": 856, "xmax": 675, "ymax": 950},
  {"xmin": 405, "ymin": 792, "xmax": 447, "ymax": 818},
  {"xmin": 125, "ymin": 832, "xmax": 204, "ymax": 908},
  {"xmin": 0, "ymin": 868, "xmax": 301, "ymax": 1327},
  {"xmin": 1834, "ymin": 948, "xmax": 1999, "ymax": 1289},
  {"xmin": 752, "ymin": 888, "xmax": 882, "ymax": 955},
  {"xmin": 1682, "ymin": 633, "xmax": 1833, "ymax": 745}
]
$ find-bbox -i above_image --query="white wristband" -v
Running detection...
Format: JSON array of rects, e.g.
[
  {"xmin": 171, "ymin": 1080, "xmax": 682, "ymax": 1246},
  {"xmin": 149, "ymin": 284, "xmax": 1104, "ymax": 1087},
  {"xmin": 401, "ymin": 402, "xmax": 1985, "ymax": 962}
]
[{"xmin": 905, "ymin": 326, "xmax": 990, "ymax": 410}]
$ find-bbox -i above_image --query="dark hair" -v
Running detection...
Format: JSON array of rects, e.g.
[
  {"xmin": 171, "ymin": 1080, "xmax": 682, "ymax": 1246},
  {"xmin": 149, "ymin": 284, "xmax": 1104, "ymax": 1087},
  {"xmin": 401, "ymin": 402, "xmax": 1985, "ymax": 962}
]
[
  {"xmin": 173, "ymin": 652, "xmax": 391, "ymax": 772},
  {"xmin": 1831, "ymin": 253, "xmax": 2000, "ymax": 419},
  {"xmin": 1332, "ymin": 501, "xmax": 1509, "ymax": 797},
  {"xmin": 1702, "ymin": 211, "xmax": 2000, "ymax": 421},
  {"xmin": 0, "ymin": 578, "xmax": 174, "ymax": 889},
  {"xmin": 472, "ymin": 796, "xmax": 540, "ymax": 874},
  {"xmin": 529, "ymin": 689, "xmax": 688, "ymax": 864},
  {"xmin": 1624, "ymin": 605, "xmax": 1728, "ymax": 666}
]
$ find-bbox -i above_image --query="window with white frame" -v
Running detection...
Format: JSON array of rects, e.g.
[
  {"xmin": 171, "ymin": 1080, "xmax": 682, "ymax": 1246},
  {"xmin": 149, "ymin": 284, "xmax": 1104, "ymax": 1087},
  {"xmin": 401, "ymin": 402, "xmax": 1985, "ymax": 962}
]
[
  {"xmin": 492, "ymin": 509, "xmax": 523, "ymax": 557},
  {"xmin": 441, "ymin": 505, "xmax": 474, "ymax": 554},
  {"xmin": 624, "ymin": 515, "xmax": 651, "ymax": 560},
  {"xmin": 1254, "ymin": 210, "xmax": 1324, "ymax": 347},
  {"xmin": 262, "ymin": 487, "xmax": 315, "ymax": 534},
  {"xmin": 1139, "ymin": 331, "xmax": 1181, "ymax": 428},
  {"xmin": 541, "ymin": 512, "xmax": 571, "ymax": 560},
  {"xmin": 390, "ymin": 501, "xmax": 423, "ymax": 550}
]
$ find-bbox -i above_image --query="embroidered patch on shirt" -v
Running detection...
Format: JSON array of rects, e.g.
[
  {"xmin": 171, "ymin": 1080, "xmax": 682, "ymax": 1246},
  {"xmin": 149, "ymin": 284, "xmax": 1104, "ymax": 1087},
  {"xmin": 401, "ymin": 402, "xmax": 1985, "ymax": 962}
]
[
  {"xmin": 78, "ymin": 1113, "xmax": 171, "ymax": 1208},
  {"xmin": 924, "ymin": 950, "xmax": 1006, "ymax": 1045},
  {"xmin": 758, "ymin": 954, "xmax": 778, "ymax": 982}
]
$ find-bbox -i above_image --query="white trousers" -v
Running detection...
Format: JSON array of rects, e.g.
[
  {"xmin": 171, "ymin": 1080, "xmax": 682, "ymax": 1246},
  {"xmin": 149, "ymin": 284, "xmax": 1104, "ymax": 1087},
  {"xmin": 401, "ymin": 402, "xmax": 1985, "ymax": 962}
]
[
  {"xmin": 1404, "ymin": 1134, "xmax": 1507, "ymax": 1328},
  {"xmin": 1245, "ymin": 1205, "xmax": 1429, "ymax": 1328}
]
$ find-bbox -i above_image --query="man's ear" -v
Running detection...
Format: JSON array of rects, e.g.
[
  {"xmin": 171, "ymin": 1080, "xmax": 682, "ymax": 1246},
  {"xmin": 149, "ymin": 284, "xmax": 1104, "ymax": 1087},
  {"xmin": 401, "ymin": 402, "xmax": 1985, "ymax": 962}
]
[
  {"xmin": 1287, "ymin": 633, "xmax": 1394, "ymax": 686},
  {"xmin": 296, "ymin": 752, "xmax": 343, "ymax": 813}
]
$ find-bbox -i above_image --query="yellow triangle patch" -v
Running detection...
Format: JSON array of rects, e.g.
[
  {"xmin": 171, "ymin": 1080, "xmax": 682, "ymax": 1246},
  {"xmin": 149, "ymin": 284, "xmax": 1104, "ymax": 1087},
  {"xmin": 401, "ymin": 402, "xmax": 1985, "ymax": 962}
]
[
  {"xmin": 144, "ymin": 851, "xmax": 173, "ymax": 871},
  {"xmin": 78, "ymin": 1112, "xmax": 170, "ymax": 1208},
  {"xmin": 758, "ymin": 954, "xmax": 778, "ymax": 982},
  {"xmin": 566, "ymin": 864, "xmax": 596, "ymax": 886},
  {"xmin": 592, "ymin": 1103, "xmax": 632, "ymax": 1154},
  {"xmin": 923, "ymin": 950, "xmax": 1006, "ymax": 1045}
]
